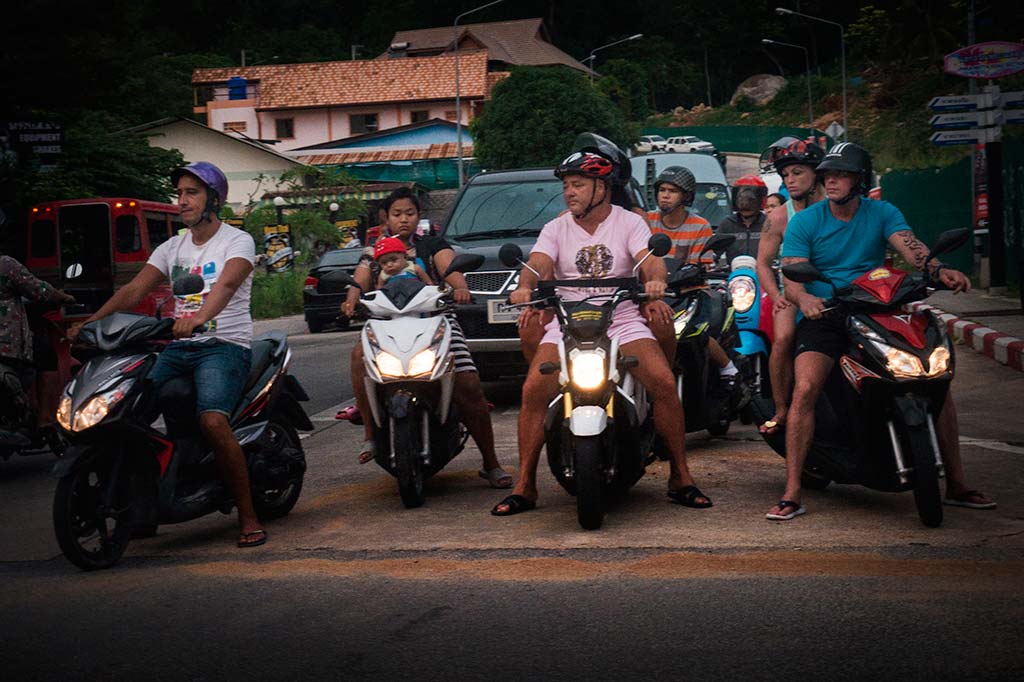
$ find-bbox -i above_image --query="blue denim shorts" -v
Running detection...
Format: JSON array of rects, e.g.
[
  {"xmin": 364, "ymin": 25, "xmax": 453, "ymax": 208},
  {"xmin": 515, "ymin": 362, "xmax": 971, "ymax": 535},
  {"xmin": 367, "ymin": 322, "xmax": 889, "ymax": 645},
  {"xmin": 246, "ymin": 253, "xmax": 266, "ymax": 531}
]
[{"xmin": 148, "ymin": 340, "xmax": 252, "ymax": 416}]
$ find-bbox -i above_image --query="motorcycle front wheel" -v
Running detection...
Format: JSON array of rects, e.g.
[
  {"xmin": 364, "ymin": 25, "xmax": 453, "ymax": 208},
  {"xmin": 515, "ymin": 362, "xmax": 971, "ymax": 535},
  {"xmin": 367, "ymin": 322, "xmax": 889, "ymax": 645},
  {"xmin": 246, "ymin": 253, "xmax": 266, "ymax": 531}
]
[
  {"xmin": 909, "ymin": 426, "xmax": 943, "ymax": 528},
  {"xmin": 53, "ymin": 451, "xmax": 136, "ymax": 571},
  {"xmin": 394, "ymin": 415, "xmax": 425, "ymax": 509},
  {"xmin": 574, "ymin": 436, "xmax": 606, "ymax": 530}
]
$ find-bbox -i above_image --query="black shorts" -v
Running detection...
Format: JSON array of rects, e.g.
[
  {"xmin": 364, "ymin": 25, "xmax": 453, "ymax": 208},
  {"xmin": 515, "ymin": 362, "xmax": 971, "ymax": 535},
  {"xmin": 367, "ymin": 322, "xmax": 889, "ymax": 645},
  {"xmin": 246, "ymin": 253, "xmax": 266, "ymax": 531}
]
[{"xmin": 794, "ymin": 313, "xmax": 848, "ymax": 360}]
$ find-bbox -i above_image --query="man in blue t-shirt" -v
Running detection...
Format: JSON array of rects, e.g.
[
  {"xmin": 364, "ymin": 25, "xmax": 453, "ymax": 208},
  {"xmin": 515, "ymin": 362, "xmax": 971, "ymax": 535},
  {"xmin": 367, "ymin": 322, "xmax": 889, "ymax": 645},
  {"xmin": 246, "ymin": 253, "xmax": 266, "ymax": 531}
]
[{"xmin": 766, "ymin": 142, "xmax": 994, "ymax": 520}]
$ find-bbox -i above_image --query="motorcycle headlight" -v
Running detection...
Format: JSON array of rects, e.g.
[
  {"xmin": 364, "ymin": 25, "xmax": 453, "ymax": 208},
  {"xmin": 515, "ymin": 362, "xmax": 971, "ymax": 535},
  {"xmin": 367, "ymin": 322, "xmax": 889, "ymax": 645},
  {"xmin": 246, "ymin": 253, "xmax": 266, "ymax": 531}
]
[
  {"xmin": 374, "ymin": 352, "xmax": 405, "ymax": 378},
  {"xmin": 729, "ymin": 276, "xmax": 756, "ymax": 313},
  {"xmin": 569, "ymin": 350, "xmax": 606, "ymax": 390},
  {"xmin": 407, "ymin": 349, "xmax": 437, "ymax": 376},
  {"xmin": 673, "ymin": 299, "xmax": 699, "ymax": 338},
  {"xmin": 70, "ymin": 379, "xmax": 135, "ymax": 432},
  {"xmin": 57, "ymin": 395, "xmax": 73, "ymax": 431},
  {"xmin": 869, "ymin": 339, "xmax": 925, "ymax": 378},
  {"xmin": 927, "ymin": 346, "xmax": 951, "ymax": 376}
]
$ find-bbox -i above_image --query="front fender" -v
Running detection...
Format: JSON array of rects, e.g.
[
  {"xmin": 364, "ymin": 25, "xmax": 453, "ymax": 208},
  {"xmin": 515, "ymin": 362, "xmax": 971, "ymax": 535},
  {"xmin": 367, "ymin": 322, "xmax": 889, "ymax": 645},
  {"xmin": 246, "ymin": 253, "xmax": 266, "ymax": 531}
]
[
  {"xmin": 735, "ymin": 330, "xmax": 769, "ymax": 357},
  {"xmin": 51, "ymin": 444, "xmax": 94, "ymax": 479},
  {"xmin": 275, "ymin": 391, "xmax": 314, "ymax": 431},
  {"xmin": 569, "ymin": 406, "xmax": 607, "ymax": 437}
]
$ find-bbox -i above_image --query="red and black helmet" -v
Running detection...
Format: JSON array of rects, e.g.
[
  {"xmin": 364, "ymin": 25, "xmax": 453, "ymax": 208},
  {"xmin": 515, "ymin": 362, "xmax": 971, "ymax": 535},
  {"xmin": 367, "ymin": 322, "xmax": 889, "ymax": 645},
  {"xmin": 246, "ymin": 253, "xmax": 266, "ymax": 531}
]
[
  {"xmin": 771, "ymin": 139, "xmax": 825, "ymax": 172},
  {"xmin": 554, "ymin": 151, "xmax": 615, "ymax": 180},
  {"xmin": 732, "ymin": 174, "xmax": 768, "ymax": 211}
]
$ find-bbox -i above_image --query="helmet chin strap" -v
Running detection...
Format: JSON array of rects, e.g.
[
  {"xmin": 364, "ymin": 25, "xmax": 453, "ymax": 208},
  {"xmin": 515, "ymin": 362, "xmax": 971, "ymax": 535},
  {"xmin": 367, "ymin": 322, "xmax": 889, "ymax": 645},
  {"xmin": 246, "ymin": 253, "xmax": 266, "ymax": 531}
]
[{"xmin": 185, "ymin": 197, "xmax": 220, "ymax": 228}]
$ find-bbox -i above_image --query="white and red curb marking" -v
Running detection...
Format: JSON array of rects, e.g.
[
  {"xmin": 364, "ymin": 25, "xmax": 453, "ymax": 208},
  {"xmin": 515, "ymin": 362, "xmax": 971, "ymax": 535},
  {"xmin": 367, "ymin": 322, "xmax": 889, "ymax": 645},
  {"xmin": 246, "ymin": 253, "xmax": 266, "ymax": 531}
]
[{"xmin": 905, "ymin": 302, "xmax": 1024, "ymax": 371}]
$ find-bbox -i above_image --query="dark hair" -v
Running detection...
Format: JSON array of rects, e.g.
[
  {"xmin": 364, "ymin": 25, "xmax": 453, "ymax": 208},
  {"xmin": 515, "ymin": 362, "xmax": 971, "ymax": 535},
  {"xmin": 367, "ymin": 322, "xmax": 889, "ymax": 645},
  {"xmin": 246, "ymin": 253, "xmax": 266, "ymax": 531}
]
[
  {"xmin": 767, "ymin": 192, "xmax": 786, "ymax": 205},
  {"xmin": 382, "ymin": 187, "xmax": 421, "ymax": 214}
]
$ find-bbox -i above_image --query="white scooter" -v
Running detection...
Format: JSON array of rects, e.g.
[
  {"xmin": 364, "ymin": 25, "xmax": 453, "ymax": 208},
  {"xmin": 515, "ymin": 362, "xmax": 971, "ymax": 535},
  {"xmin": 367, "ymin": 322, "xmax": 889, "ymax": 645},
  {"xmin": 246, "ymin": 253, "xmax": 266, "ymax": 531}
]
[{"xmin": 329, "ymin": 254, "xmax": 483, "ymax": 507}]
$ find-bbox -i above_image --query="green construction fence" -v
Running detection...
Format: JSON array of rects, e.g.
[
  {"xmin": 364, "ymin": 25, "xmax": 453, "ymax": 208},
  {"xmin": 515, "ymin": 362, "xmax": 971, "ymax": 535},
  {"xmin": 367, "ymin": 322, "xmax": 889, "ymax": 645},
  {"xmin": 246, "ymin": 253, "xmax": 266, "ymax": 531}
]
[
  {"xmin": 342, "ymin": 158, "xmax": 483, "ymax": 190},
  {"xmin": 641, "ymin": 125, "xmax": 833, "ymax": 155}
]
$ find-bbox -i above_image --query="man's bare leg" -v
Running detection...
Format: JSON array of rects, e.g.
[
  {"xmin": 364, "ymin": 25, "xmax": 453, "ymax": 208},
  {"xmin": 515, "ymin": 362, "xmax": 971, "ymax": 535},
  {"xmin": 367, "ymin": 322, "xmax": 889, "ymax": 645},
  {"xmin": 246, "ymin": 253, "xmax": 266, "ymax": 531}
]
[
  {"xmin": 621, "ymin": 338, "xmax": 706, "ymax": 501},
  {"xmin": 350, "ymin": 346, "xmax": 376, "ymax": 461},
  {"xmin": 648, "ymin": 317, "xmax": 676, "ymax": 365},
  {"xmin": 200, "ymin": 412, "xmax": 263, "ymax": 541},
  {"xmin": 493, "ymin": 344, "xmax": 560, "ymax": 513},
  {"xmin": 934, "ymin": 389, "xmax": 994, "ymax": 506},
  {"xmin": 768, "ymin": 350, "xmax": 833, "ymax": 516},
  {"xmin": 763, "ymin": 305, "xmax": 797, "ymax": 432}
]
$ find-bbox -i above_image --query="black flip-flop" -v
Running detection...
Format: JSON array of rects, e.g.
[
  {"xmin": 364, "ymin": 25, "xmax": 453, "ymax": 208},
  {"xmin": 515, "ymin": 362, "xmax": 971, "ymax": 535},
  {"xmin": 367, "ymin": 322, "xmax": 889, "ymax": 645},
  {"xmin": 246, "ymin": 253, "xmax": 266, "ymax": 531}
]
[
  {"xmin": 237, "ymin": 529, "xmax": 267, "ymax": 548},
  {"xmin": 667, "ymin": 485, "xmax": 713, "ymax": 508},
  {"xmin": 491, "ymin": 494, "xmax": 536, "ymax": 516}
]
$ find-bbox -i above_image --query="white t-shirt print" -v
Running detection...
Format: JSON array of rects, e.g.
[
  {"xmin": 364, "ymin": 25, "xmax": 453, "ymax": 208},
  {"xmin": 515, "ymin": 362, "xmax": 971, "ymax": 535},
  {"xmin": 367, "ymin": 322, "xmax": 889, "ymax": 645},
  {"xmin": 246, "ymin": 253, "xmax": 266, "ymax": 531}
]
[{"xmin": 147, "ymin": 223, "xmax": 256, "ymax": 348}]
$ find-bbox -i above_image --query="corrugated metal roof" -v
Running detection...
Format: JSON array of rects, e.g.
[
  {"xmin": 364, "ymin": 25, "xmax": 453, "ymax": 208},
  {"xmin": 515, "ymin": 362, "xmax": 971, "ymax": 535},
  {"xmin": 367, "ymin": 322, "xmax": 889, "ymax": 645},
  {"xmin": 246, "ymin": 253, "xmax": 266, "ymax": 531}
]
[{"xmin": 296, "ymin": 143, "xmax": 472, "ymax": 165}]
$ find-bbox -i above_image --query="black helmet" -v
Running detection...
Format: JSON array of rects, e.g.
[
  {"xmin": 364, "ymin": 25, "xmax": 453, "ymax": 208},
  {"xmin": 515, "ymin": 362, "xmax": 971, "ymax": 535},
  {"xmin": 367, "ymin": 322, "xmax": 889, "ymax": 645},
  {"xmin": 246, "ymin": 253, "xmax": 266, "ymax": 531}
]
[
  {"xmin": 759, "ymin": 136, "xmax": 801, "ymax": 172},
  {"xmin": 771, "ymin": 139, "xmax": 825, "ymax": 172},
  {"xmin": 817, "ymin": 142, "xmax": 873, "ymax": 198},
  {"xmin": 654, "ymin": 166, "xmax": 696, "ymax": 209},
  {"xmin": 573, "ymin": 132, "xmax": 631, "ymax": 187}
]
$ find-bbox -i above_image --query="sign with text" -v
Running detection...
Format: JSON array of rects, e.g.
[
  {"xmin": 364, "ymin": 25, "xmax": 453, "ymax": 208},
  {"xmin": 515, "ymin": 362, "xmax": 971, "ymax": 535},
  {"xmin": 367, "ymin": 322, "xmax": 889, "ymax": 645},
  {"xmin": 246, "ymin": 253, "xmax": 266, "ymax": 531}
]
[
  {"xmin": 944, "ymin": 42, "xmax": 1024, "ymax": 80},
  {"xmin": 929, "ymin": 111, "xmax": 1001, "ymax": 129},
  {"xmin": 929, "ymin": 129, "xmax": 999, "ymax": 146},
  {"xmin": 927, "ymin": 94, "xmax": 995, "ymax": 111},
  {"xmin": 3, "ymin": 120, "xmax": 64, "ymax": 171}
]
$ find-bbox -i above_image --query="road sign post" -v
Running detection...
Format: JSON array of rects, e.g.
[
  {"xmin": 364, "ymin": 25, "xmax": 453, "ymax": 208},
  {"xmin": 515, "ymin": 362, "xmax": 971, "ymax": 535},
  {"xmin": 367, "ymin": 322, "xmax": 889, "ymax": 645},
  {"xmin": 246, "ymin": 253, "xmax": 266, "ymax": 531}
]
[{"xmin": 931, "ymin": 43, "xmax": 1024, "ymax": 297}]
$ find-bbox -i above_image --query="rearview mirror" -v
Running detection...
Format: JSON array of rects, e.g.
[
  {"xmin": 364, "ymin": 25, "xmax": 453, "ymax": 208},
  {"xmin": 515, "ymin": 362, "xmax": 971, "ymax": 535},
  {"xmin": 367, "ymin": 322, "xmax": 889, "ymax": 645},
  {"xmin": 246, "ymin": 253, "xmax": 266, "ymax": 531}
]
[
  {"xmin": 172, "ymin": 273, "xmax": 206, "ymax": 296},
  {"xmin": 320, "ymin": 270, "xmax": 357, "ymax": 288},
  {"xmin": 702, "ymin": 233, "xmax": 735, "ymax": 255},
  {"xmin": 442, "ymin": 253, "xmax": 485, "ymax": 279},
  {"xmin": 927, "ymin": 228, "xmax": 971, "ymax": 263},
  {"xmin": 499, "ymin": 243, "xmax": 524, "ymax": 268},
  {"xmin": 782, "ymin": 262, "xmax": 829, "ymax": 285},
  {"xmin": 648, "ymin": 233, "xmax": 672, "ymax": 258}
]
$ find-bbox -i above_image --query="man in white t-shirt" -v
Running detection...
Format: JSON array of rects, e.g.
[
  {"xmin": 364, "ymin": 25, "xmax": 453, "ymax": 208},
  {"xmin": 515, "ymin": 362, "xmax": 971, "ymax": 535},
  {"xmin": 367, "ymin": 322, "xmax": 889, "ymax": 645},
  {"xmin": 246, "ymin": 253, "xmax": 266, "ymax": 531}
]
[
  {"xmin": 492, "ymin": 150, "xmax": 712, "ymax": 516},
  {"xmin": 80, "ymin": 162, "xmax": 266, "ymax": 548}
]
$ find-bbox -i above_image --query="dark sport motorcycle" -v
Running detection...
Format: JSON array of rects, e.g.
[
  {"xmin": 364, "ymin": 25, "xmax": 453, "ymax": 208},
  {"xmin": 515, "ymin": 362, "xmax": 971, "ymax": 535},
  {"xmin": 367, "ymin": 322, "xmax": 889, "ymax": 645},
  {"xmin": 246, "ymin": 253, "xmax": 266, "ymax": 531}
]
[
  {"xmin": 499, "ymin": 234, "xmax": 671, "ymax": 530},
  {"xmin": 751, "ymin": 229, "xmax": 971, "ymax": 527},
  {"xmin": 662, "ymin": 233, "xmax": 749, "ymax": 437},
  {"xmin": 52, "ymin": 274, "xmax": 312, "ymax": 570}
]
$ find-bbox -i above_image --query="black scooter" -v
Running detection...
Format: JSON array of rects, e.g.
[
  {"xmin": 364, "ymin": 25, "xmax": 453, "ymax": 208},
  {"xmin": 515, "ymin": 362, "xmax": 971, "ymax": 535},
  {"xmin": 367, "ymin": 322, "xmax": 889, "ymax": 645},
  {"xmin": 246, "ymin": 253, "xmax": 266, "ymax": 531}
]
[
  {"xmin": 750, "ymin": 229, "xmax": 971, "ymax": 527},
  {"xmin": 52, "ymin": 275, "xmax": 313, "ymax": 570}
]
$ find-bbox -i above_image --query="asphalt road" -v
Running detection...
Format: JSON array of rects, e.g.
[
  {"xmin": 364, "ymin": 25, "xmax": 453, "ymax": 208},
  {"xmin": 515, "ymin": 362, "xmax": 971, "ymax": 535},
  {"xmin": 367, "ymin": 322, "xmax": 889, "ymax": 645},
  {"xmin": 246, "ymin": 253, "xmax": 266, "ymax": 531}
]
[{"xmin": 1, "ymin": 333, "xmax": 1022, "ymax": 681}]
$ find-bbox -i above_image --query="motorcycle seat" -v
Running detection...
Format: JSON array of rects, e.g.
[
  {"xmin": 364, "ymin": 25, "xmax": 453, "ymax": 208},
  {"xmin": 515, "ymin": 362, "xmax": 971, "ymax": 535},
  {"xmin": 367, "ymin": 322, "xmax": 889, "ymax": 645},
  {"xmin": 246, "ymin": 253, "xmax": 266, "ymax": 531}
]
[{"xmin": 241, "ymin": 331, "xmax": 286, "ymax": 395}]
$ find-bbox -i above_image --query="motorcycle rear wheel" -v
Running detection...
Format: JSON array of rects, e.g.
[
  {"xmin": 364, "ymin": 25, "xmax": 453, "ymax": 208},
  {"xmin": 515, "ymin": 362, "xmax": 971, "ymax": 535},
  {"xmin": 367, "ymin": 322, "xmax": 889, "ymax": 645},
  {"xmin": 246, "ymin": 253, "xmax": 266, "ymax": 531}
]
[
  {"xmin": 394, "ymin": 415, "xmax": 425, "ymax": 509},
  {"xmin": 53, "ymin": 452, "xmax": 135, "ymax": 571},
  {"xmin": 253, "ymin": 421, "xmax": 305, "ymax": 521},
  {"xmin": 574, "ymin": 436, "xmax": 605, "ymax": 530}
]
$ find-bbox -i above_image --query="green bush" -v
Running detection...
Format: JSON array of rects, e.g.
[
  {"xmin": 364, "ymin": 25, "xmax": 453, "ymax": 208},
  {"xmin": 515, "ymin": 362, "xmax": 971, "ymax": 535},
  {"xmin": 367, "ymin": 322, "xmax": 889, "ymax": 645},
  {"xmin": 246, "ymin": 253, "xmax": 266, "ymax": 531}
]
[{"xmin": 250, "ymin": 269, "xmax": 307, "ymax": 320}]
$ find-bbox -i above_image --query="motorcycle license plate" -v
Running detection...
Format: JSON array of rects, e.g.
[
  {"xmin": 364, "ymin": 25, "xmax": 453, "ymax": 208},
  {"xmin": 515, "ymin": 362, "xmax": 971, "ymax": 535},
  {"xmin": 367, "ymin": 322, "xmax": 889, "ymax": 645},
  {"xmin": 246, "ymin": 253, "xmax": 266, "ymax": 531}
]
[{"xmin": 487, "ymin": 299, "xmax": 519, "ymax": 324}]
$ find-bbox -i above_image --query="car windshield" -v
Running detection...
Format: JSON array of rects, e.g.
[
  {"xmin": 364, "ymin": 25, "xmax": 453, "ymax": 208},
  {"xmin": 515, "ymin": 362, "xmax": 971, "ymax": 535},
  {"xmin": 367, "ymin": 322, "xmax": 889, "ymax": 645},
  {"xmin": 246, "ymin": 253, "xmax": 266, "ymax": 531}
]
[
  {"xmin": 446, "ymin": 180, "xmax": 564, "ymax": 239},
  {"xmin": 650, "ymin": 136, "xmax": 666, "ymax": 142},
  {"xmin": 691, "ymin": 183, "xmax": 731, "ymax": 227}
]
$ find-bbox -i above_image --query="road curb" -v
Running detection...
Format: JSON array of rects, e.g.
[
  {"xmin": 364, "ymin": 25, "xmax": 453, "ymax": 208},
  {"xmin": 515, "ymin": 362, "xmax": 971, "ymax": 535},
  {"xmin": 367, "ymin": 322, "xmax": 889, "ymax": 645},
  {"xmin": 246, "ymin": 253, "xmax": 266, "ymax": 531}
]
[{"xmin": 905, "ymin": 301, "xmax": 1024, "ymax": 372}]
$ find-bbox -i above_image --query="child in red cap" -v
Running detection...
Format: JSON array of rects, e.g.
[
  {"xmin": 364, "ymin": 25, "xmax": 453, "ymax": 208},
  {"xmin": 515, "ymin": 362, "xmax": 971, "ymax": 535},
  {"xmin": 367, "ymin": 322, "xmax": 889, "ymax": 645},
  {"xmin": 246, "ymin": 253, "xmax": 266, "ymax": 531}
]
[{"xmin": 373, "ymin": 237, "xmax": 433, "ymax": 288}]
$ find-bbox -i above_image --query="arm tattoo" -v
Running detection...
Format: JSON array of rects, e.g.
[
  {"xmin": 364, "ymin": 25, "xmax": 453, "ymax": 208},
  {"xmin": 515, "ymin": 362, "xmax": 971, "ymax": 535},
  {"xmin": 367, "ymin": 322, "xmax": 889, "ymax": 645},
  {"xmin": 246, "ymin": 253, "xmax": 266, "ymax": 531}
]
[
  {"xmin": 761, "ymin": 214, "xmax": 774, "ymax": 234},
  {"xmin": 893, "ymin": 230, "xmax": 933, "ymax": 271}
]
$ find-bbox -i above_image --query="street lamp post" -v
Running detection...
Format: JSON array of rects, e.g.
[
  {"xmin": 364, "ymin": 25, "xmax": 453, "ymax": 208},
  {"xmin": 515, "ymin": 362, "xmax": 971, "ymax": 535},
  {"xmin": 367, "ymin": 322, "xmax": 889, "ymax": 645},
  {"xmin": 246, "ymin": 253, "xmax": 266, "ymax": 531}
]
[
  {"xmin": 586, "ymin": 34, "xmax": 644, "ymax": 85},
  {"xmin": 454, "ymin": 0, "xmax": 505, "ymax": 189},
  {"xmin": 776, "ymin": 7, "xmax": 845, "ymax": 140},
  {"xmin": 762, "ymin": 39, "xmax": 815, "ymax": 130},
  {"xmin": 273, "ymin": 196, "xmax": 285, "ymax": 224}
]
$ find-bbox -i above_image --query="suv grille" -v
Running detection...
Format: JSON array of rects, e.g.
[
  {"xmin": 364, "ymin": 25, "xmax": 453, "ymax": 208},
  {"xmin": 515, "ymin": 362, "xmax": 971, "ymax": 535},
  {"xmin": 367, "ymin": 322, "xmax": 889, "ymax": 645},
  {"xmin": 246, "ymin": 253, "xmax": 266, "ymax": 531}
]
[
  {"xmin": 466, "ymin": 270, "xmax": 514, "ymax": 294},
  {"xmin": 455, "ymin": 309, "xmax": 517, "ymax": 340}
]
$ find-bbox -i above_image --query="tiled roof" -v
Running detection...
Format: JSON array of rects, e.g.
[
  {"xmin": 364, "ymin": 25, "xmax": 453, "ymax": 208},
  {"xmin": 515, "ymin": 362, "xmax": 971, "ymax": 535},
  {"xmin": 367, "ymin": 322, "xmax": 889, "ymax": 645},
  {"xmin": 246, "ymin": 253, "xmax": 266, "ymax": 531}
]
[
  {"xmin": 193, "ymin": 52, "xmax": 488, "ymax": 110},
  {"xmin": 386, "ymin": 18, "xmax": 592, "ymax": 73},
  {"xmin": 296, "ymin": 143, "xmax": 473, "ymax": 165}
]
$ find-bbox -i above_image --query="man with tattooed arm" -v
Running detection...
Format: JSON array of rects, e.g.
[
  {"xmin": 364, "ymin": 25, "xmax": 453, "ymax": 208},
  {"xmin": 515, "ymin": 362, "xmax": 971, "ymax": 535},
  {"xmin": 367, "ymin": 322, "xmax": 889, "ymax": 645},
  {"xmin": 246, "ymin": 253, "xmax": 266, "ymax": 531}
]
[{"xmin": 766, "ymin": 142, "xmax": 994, "ymax": 521}]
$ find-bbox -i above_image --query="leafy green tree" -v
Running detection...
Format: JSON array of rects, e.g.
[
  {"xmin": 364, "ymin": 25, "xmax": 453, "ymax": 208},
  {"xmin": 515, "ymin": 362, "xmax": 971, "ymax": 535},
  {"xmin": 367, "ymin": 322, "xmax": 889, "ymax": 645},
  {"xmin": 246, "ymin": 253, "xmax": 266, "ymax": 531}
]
[
  {"xmin": 470, "ymin": 67, "xmax": 631, "ymax": 169},
  {"xmin": 596, "ymin": 59, "xmax": 651, "ymax": 121},
  {"xmin": 25, "ymin": 111, "xmax": 184, "ymax": 204}
]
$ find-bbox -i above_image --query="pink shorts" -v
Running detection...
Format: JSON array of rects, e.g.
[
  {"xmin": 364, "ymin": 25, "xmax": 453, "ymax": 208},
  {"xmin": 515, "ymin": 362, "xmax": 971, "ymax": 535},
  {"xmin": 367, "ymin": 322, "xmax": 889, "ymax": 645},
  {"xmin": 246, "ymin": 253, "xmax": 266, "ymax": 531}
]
[{"xmin": 540, "ymin": 303, "xmax": 655, "ymax": 347}]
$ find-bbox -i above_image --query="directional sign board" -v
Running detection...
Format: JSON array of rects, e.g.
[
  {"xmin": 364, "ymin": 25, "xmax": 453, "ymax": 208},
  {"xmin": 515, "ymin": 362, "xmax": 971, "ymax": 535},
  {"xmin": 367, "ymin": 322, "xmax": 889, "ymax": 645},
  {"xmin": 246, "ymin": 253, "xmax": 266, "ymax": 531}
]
[
  {"xmin": 930, "ymin": 129, "xmax": 999, "ymax": 146},
  {"xmin": 1004, "ymin": 110, "xmax": 1024, "ymax": 125},
  {"xmin": 929, "ymin": 111, "xmax": 1001, "ymax": 129},
  {"xmin": 1003, "ymin": 91, "xmax": 1024, "ymax": 108},
  {"xmin": 928, "ymin": 93, "xmax": 996, "ymax": 111}
]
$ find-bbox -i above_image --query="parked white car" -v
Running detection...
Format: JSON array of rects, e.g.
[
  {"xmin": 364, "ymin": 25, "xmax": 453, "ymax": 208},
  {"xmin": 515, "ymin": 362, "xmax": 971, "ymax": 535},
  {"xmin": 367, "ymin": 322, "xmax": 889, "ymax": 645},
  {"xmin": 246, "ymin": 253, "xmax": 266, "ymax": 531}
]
[
  {"xmin": 665, "ymin": 135, "xmax": 715, "ymax": 153},
  {"xmin": 634, "ymin": 135, "xmax": 667, "ymax": 153}
]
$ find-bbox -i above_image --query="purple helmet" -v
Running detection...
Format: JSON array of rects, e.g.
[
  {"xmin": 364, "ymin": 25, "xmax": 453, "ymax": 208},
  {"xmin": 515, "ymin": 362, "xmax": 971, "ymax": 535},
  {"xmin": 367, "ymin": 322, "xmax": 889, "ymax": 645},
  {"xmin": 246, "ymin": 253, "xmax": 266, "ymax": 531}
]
[{"xmin": 171, "ymin": 162, "xmax": 229, "ymax": 210}]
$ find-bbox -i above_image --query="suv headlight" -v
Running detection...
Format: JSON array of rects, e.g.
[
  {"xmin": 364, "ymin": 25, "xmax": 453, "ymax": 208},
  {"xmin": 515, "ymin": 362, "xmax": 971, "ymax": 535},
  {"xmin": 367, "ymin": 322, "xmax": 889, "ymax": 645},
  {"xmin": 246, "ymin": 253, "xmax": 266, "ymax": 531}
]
[
  {"xmin": 729, "ymin": 276, "xmax": 756, "ymax": 313},
  {"xmin": 569, "ymin": 349, "xmax": 606, "ymax": 390}
]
